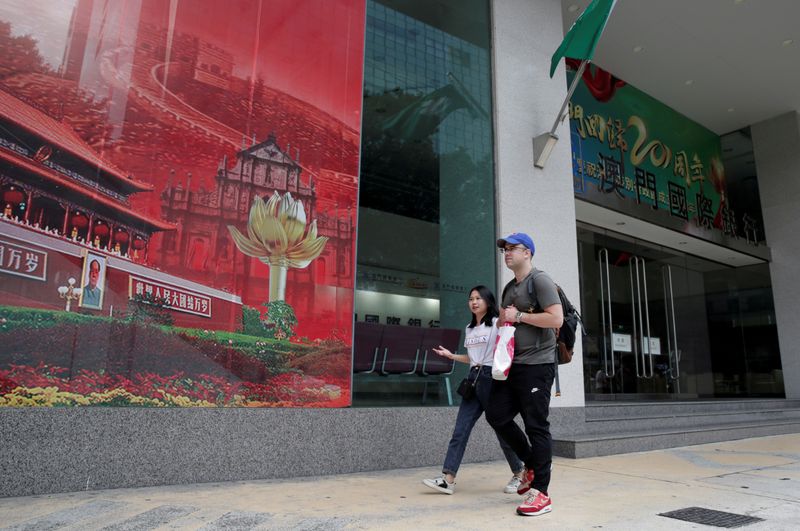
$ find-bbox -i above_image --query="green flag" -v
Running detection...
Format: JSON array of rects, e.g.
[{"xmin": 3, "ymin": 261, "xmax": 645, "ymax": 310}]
[{"xmin": 550, "ymin": 0, "xmax": 616, "ymax": 78}]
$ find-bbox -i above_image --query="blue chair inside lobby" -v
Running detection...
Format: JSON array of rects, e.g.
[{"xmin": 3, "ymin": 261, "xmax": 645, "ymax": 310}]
[
  {"xmin": 417, "ymin": 327, "xmax": 458, "ymax": 376},
  {"xmin": 353, "ymin": 322, "xmax": 384, "ymax": 374},
  {"xmin": 352, "ymin": 323, "xmax": 459, "ymax": 405},
  {"xmin": 379, "ymin": 325, "xmax": 423, "ymax": 375},
  {"xmin": 417, "ymin": 327, "xmax": 459, "ymax": 405}
]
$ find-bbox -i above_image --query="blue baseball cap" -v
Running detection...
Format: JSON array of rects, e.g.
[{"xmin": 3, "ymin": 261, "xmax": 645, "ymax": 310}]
[{"xmin": 497, "ymin": 232, "xmax": 535, "ymax": 254}]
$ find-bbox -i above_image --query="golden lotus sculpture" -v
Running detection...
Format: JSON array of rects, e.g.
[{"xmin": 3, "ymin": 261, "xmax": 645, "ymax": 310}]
[{"xmin": 228, "ymin": 192, "xmax": 328, "ymax": 301}]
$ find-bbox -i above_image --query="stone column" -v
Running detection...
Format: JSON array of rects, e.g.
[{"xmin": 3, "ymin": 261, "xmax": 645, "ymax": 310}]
[
  {"xmin": 492, "ymin": 0, "xmax": 585, "ymax": 409},
  {"xmin": 751, "ymin": 111, "xmax": 800, "ymax": 399}
]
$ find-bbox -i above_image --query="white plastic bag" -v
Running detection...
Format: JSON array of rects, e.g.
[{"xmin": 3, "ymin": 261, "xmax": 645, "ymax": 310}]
[{"xmin": 492, "ymin": 323, "xmax": 516, "ymax": 380}]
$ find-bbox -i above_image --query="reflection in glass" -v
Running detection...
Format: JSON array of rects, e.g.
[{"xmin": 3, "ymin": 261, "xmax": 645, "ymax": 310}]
[{"xmin": 353, "ymin": 0, "xmax": 496, "ymax": 406}]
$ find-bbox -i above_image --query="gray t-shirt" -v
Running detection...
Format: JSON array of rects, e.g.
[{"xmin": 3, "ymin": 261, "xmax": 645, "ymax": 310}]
[{"xmin": 501, "ymin": 269, "xmax": 561, "ymax": 365}]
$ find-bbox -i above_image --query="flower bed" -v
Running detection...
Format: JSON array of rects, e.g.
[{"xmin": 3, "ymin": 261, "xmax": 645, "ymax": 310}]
[
  {"xmin": 0, "ymin": 306, "xmax": 351, "ymax": 408},
  {"xmin": 0, "ymin": 363, "xmax": 349, "ymax": 407}
]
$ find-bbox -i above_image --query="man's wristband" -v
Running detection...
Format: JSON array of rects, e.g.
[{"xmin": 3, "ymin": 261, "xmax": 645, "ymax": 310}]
[{"xmin": 515, "ymin": 311, "xmax": 523, "ymax": 323}]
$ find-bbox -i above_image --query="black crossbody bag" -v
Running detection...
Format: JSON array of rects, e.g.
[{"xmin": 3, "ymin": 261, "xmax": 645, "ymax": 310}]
[{"xmin": 456, "ymin": 374, "xmax": 477, "ymax": 399}]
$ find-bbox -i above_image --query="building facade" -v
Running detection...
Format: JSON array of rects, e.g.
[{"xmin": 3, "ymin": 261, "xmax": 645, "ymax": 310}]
[{"xmin": 1, "ymin": 0, "xmax": 799, "ymax": 497}]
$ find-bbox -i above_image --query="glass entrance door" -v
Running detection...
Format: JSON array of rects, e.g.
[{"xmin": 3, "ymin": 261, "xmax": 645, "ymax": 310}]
[{"xmin": 580, "ymin": 226, "xmax": 715, "ymax": 399}]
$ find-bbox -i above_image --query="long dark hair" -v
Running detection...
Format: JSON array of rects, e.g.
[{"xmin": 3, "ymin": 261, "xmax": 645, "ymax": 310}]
[{"xmin": 468, "ymin": 285, "xmax": 499, "ymax": 328}]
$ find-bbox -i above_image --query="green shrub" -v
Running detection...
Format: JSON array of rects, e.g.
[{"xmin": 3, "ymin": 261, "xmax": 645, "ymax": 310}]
[
  {"xmin": 237, "ymin": 301, "xmax": 298, "ymax": 340},
  {"xmin": 0, "ymin": 305, "xmax": 108, "ymax": 331},
  {"xmin": 239, "ymin": 305, "xmax": 270, "ymax": 337},
  {"xmin": 263, "ymin": 300, "xmax": 297, "ymax": 340},
  {"xmin": 124, "ymin": 293, "xmax": 174, "ymax": 326}
]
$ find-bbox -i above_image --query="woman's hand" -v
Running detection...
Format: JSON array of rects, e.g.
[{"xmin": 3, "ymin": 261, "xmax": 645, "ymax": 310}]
[{"xmin": 432, "ymin": 346, "xmax": 454, "ymax": 359}]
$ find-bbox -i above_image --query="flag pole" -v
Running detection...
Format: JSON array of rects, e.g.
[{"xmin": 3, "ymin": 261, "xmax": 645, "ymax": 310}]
[
  {"xmin": 533, "ymin": 59, "xmax": 588, "ymax": 168},
  {"xmin": 549, "ymin": 59, "xmax": 588, "ymax": 136}
]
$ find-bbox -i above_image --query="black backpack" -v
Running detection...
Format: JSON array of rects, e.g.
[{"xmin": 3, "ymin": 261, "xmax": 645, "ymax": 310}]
[{"xmin": 501, "ymin": 271, "xmax": 584, "ymax": 365}]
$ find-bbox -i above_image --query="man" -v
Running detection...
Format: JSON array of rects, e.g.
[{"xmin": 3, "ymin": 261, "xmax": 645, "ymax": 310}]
[
  {"xmin": 486, "ymin": 232, "xmax": 563, "ymax": 517},
  {"xmin": 82, "ymin": 259, "xmax": 103, "ymax": 308}
]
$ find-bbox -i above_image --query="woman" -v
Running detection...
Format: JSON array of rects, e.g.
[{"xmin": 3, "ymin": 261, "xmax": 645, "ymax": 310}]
[{"xmin": 422, "ymin": 285, "xmax": 525, "ymax": 495}]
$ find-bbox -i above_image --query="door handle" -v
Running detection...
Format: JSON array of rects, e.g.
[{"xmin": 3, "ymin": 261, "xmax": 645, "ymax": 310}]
[
  {"xmin": 662, "ymin": 265, "xmax": 680, "ymax": 380},
  {"xmin": 598, "ymin": 248, "xmax": 615, "ymax": 377},
  {"xmin": 629, "ymin": 255, "xmax": 654, "ymax": 378}
]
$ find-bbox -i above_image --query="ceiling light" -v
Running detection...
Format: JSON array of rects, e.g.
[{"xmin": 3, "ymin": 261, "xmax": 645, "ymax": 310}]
[
  {"xmin": 568, "ymin": 5, "xmax": 579, "ymax": 12},
  {"xmin": 684, "ymin": 79, "xmax": 694, "ymax": 86},
  {"xmin": 733, "ymin": 0, "xmax": 745, "ymax": 5},
  {"xmin": 727, "ymin": 107, "xmax": 735, "ymax": 112},
  {"xmin": 782, "ymin": 39, "xmax": 794, "ymax": 47},
  {"xmin": 633, "ymin": 46, "xmax": 644, "ymax": 53}
]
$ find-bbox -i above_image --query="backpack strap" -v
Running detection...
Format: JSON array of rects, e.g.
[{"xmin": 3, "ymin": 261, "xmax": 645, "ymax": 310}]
[
  {"xmin": 554, "ymin": 358, "xmax": 562, "ymax": 396},
  {"xmin": 526, "ymin": 270, "xmax": 543, "ymax": 311}
]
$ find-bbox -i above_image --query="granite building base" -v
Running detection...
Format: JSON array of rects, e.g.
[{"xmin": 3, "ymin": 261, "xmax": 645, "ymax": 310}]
[{"xmin": 0, "ymin": 406, "xmax": 585, "ymax": 497}]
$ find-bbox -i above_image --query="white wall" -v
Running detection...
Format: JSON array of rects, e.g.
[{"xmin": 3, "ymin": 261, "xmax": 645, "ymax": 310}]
[
  {"xmin": 751, "ymin": 111, "xmax": 800, "ymax": 399},
  {"xmin": 491, "ymin": 0, "xmax": 585, "ymax": 406}
]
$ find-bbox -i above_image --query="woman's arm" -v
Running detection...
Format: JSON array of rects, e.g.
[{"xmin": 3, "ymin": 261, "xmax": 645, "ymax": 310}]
[{"xmin": 432, "ymin": 346, "xmax": 470, "ymax": 364}]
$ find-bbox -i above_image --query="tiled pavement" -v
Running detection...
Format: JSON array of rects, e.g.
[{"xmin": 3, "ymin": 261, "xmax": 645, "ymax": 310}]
[{"xmin": 1, "ymin": 434, "xmax": 798, "ymax": 530}]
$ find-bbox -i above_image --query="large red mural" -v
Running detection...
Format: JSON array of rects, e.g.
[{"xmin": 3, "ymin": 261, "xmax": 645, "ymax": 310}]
[{"xmin": 0, "ymin": 0, "xmax": 365, "ymax": 407}]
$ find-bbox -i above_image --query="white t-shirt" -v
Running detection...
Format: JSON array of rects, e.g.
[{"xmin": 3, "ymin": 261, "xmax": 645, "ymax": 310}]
[{"xmin": 463, "ymin": 317, "xmax": 499, "ymax": 367}]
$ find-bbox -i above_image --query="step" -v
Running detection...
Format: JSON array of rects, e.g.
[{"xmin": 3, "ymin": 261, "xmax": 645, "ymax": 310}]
[
  {"xmin": 585, "ymin": 399, "xmax": 800, "ymax": 420},
  {"xmin": 554, "ymin": 419, "xmax": 800, "ymax": 459},
  {"xmin": 581, "ymin": 407, "xmax": 800, "ymax": 435}
]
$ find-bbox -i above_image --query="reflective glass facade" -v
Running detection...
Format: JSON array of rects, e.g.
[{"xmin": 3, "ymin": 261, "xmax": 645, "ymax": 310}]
[
  {"xmin": 352, "ymin": 0, "xmax": 496, "ymax": 406},
  {"xmin": 0, "ymin": 0, "xmax": 788, "ymax": 414}
]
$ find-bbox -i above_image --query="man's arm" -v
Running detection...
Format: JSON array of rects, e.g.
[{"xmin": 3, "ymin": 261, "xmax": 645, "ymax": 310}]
[
  {"xmin": 501, "ymin": 303, "xmax": 563, "ymax": 329},
  {"xmin": 519, "ymin": 303, "xmax": 563, "ymax": 329},
  {"xmin": 530, "ymin": 272, "xmax": 563, "ymax": 328}
]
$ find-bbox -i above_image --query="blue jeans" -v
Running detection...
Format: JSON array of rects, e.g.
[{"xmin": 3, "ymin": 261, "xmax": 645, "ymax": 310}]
[{"xmin": 442, "ymin": 365, "xmax": 525, "ymax": 477}]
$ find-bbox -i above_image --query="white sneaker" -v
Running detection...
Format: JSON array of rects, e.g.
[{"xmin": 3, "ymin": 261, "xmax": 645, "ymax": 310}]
[
  {"xmin": 504, "ymin": 475, "xmax": 523, "ymax": 494},
  {"xmin": 422, "ymin": 476, "xmax": 455, "ymax": 494}
]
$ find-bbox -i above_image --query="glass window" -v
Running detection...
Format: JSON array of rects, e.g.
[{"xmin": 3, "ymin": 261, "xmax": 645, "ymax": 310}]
[
  {"xmin": 577, "ymin": 224, "xmax": 784, "ymax": 399},
  {"xmin": 352, "ymin": 0, "xmax": 496, "ymax": 407},
  {"xmin": 705, "ymin": 263, "xmax": 783, "ymax": 396}
]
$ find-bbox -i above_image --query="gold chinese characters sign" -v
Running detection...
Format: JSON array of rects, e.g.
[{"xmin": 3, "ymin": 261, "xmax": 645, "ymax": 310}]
[{"xmin": 567, "ymin": 63, "xmax": 745, "ymax": 241}]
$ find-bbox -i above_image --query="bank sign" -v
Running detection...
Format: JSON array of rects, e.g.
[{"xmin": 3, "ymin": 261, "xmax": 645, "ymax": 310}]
[{"xmin": 568, "ymin": 64, "xmax": 756, "ymax": 245}]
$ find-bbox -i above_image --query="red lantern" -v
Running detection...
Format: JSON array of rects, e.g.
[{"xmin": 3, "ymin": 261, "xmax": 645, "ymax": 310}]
[
  {"xmin": 132, "ymin": 238, "xmax": 146, "ymax": 250},
  {"xmin": 93, "ymin": 223, "xmax": 109, "ymax": 237},
  {"xmin": 3, "ymin": 189, "xmax": 24, "ymax": 205},
  {"xmin": 71, "ymin": 214, "xmax": 88, "ymax": 228},
  {"xmin": 114, "ymin": 231, "xmax": 129, "ymax": 244}
]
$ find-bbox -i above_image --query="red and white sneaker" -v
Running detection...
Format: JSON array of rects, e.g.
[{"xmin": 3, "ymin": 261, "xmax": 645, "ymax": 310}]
[
  {"xmin": 516, "ymin": 489, "xmax": 552, "ymax": 516},
  {"xmin": 516, "ymin": 468, "xmax": 535, "ymax": 495}
]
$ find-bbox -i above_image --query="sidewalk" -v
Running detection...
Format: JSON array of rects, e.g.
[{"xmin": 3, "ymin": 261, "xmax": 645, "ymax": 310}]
[{"xmin": 1, "ymin": 434, "xmax": 798, "ymax": 530}]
